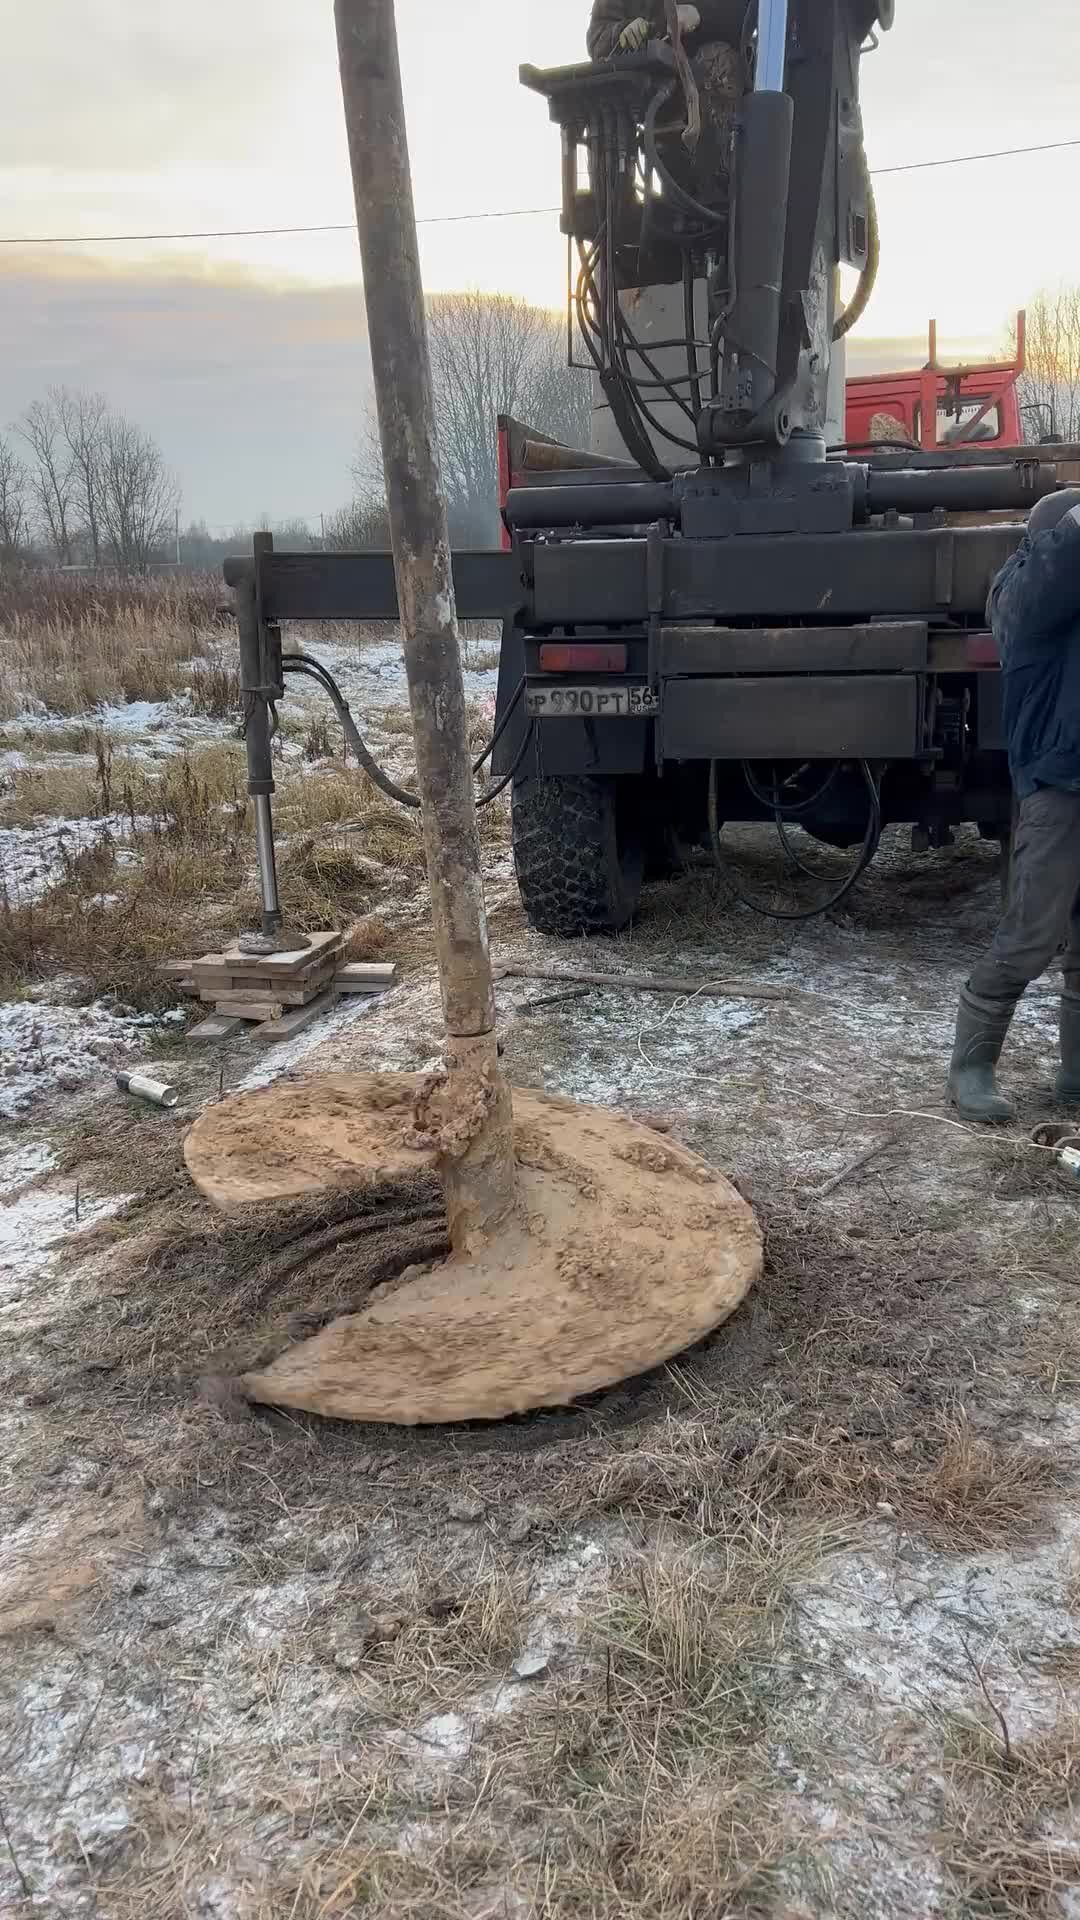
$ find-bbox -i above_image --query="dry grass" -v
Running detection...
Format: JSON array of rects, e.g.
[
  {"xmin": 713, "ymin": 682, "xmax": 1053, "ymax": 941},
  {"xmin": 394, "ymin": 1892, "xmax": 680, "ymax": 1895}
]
[
  {"xmin": 947, "ymin": 1713, "xmax": 1080, "ymax": 1818},
  {"xmin": 358, "ymin": 1551, "xmax": 529, "ymax": 1714},
  {"xmin": 942, "ymin": 1713, "xmax": 1080, "ymax": 1914},
  {"xmin": 600, "ymin": 1518, "xmax": 816, "ymax": 1730},
  {"xmin": 556, "ymin": 1390, "xmax": 1060, "ymax": 1555},
  {"xmin": 0, "ymin": 717, "xmax": 99, "ymax": 756},
  {"xmin": 476, "ymin": 1518, "xmax": 814, "ymax": 1917},
  {"xmin": 300, "ymin": 709, "xmax": 334, "ymax": 762},
  {"xmin": 0, "ymin": 576, "xmax": 224, "ymax": 718},
  {"xmin": 742, "ymin": 1412, "xmax": 1062, "ymax": 1550},
  {"xmin": 0, "ymin": 725, "xmax": 459, "ymax": 1004},
  {"xmin": 0, "ymin": 755, "xmax": 110, "ymax": 826},
  {"xmin": 376, "ymin": 705, "xmax": 416, "ymax": 738},
  {"xmin": 0, "ymin": 576, "xmax": 511, "ymax": 1007},
  {"xmin": 523, "ymin": 1758, "xmax": 795, "ymax": 1920},
  {"xmin": 186, "ymin": 648, "xmax": 239, "ymax": 719},
  {"xmin": 461, "ymin": 639, "xmax": 501, "ymax": 674}
]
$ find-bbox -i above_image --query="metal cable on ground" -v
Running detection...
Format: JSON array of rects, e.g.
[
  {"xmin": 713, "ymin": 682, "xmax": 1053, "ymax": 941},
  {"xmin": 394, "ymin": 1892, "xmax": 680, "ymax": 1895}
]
[
  {"xmin": 707, "ymin": 758, "xmax": 882, "ymax": 920},
  {"xmin": 280, "ymin": 653, "xmax": 530, "ymax": 809}
]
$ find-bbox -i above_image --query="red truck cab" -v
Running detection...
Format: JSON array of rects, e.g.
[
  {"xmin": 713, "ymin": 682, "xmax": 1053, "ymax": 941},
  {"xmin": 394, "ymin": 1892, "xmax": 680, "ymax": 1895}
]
[{"xmin": 845, "ymin": 313, "xmax": 1026, "ymax": 452}]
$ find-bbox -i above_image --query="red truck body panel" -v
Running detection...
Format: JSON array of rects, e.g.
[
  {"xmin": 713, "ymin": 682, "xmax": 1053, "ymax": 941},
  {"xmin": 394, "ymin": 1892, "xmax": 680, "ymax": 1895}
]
[{"xmin": 844, "ymin": 313, "xmax": 1026, "ymax": 453}]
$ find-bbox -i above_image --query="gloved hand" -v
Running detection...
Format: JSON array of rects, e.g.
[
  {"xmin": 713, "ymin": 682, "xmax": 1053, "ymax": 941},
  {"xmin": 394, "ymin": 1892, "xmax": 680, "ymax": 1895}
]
[
  {"xmin": 676, "ymin": 3, "xmax": 701, "ymax": 30},
  {"xmin": 617, "ymin": 15, "xmax": 651, "ymax": 50}
]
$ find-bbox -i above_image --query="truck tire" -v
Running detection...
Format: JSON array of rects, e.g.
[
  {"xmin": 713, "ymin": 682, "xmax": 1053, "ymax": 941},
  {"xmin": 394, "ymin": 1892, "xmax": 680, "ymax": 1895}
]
[{"xmin": 512, "ymin": 774, "xmax": 644, "ymax": 936}]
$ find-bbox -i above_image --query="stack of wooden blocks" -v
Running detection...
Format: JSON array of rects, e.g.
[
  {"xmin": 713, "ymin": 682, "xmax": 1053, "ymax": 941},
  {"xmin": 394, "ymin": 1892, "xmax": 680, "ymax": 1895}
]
[{"xmin": 159, "ymin": 931, "xmax": 396, "ymax": 1042}]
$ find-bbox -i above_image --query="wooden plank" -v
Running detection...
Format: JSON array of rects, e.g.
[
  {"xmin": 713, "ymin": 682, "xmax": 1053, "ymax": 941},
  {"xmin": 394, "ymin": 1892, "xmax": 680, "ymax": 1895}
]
[
  {"xmin": 196, "ymin": 975, "xmax": 332, "ymax": 1007},
  {"xmin": 191, "ymin": 956, "xmax": 340, "ymax": 992},
  {"xmin": 213, "ymin": 995, "xmax": 285, "ymax": 1021},
  {"xmin": 157, "ymin": 958, "xmax": 201, "ymax": 979},
  {"xmin": 208, "ymin": 930, "xmax": 343, "ymax": 978},
  {"xmin": 251, "ymin": 988, "xmax": 341, "ymax": 1043},
  {"xmin": 335, "ymin": 961, "xmax": 398, "ymax": 986},
  {"xmin": 192, "ymin": 952, "xmax": 341, "ymax": 988},
  {"xmin": 187, "ymin": 1012, "xmax": 249, "ymax": 1042}
]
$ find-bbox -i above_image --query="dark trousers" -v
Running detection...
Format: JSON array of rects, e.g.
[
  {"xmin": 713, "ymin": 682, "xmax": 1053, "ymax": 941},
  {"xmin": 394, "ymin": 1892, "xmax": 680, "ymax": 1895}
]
[{"xmin": 968, "ymin": 787, "xmax": 1080, "ymax": 1006}]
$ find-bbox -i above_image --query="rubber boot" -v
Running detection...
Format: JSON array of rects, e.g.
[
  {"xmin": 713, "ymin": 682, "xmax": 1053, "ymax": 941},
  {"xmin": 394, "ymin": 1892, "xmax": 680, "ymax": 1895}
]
[
  {"xmin": 1056, "ymin": 991, "xmax": 1080, "ymax": 1106},
  {"xmin": 948, "ymin": 987, "xmax": 1017, "ymax": 1125}
]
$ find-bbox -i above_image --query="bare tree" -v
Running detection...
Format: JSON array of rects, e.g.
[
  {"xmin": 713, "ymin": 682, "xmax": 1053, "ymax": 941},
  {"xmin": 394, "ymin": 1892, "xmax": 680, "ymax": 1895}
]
[
  {"xmin": 1016, "ymin": 287, "xmax": 1080, "ymax": 442},
  {"xmin": 0, "ymin": 437, "xmax": 31, "ymax": 560},
  {"xmin": 357, "ymin": 291, "xmax": 592, "ymax": 543},
  {"xmin": 98, "ymin": 413, "xmax": 179, "ymax": 573},
  {"xmin": 57, "ymin": 387, "xmax": 109, "ymax": 566},
  {"xmin": 324, "ymin": 494, "xmax": 391, "ymax": 549},
  {"xmin": 15, "ymin": 394, "xmax": 75, "ymax": 561},
  {"xmin": 527, "ymin": 313, "xmax": 593, "ymax": 455}
]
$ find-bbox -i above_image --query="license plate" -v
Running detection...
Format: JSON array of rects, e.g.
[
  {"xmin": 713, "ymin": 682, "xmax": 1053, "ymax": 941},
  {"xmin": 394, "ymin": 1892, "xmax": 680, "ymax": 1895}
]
[{"xmin": 525, "ymin": 682, "xmax": 658, "ymax": 719}]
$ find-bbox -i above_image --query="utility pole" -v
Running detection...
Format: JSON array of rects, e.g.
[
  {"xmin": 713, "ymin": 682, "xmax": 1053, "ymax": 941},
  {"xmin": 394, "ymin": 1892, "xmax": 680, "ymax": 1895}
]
[{"xmin": 334, "ymin": 0, "xmax": 516, "ymax": 1252}]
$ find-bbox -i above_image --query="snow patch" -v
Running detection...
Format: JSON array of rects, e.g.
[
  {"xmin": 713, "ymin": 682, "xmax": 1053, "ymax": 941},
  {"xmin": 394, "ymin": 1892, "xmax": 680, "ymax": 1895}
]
[
  {"xmin": 0, "ymin": 1138, "xmax": 130, "ymax": 1307},
  {"xmin": 0, "ymin": 998, "xmax": 171, "ymax": 1120},
  {"xmin": 8, "ymin": 693, "xmax": 230, "ymax": 760},
  {"xmin": 0, "ymin": 814, "xmax": 125, "ymax": 907}
]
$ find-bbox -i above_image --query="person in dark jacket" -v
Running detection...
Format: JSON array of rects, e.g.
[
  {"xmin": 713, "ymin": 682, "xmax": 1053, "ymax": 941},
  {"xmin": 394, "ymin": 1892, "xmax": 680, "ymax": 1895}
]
[{"xmin": 949, "ymin": 487, "xmax": 1080, "ymax": 1122}]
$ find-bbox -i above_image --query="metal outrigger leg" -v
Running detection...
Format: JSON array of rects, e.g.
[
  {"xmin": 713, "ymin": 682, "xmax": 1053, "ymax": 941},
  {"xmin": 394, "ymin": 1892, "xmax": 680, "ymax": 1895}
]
[{"xmin": 233, "ymin": 531, "xmax": 310, "ymax": 957}]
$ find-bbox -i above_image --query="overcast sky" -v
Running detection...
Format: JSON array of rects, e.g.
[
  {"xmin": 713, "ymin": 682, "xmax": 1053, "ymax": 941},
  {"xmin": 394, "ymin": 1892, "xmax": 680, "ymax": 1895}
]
[{"xmin": 1, "ymin": 0, "xmax": 1077, "ymax": 526}]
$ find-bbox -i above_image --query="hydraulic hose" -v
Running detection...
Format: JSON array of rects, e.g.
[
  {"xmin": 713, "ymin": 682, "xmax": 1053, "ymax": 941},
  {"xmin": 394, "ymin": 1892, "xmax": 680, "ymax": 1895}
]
[
  {"xmin": 708, "ymin": 758, "xmax": 882, "ymax": 921},
  {"xmin": 280, "ymin": 653, "xmax": 530, "ymax": 811},
  {"xmin": 833, "ymin": 173, "xmax": 879, "ymax": 342}
]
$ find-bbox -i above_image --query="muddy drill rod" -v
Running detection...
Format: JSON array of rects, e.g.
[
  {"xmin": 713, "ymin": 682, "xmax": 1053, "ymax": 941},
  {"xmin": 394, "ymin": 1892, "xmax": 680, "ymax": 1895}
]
[{"xmin": 334, "ymin": 0, "xmax": 517, "ymax": 1251}]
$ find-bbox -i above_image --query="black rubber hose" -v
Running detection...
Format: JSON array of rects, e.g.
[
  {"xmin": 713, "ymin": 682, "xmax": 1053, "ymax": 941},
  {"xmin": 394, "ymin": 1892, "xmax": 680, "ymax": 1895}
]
[
  {"xmin": 740, "ymin": 760, "xmax": 841, "ymax": 820},
  {"xmin": 708, "ymin": 758, "xmax": 881, "ymax": 921},
  {"xmin": 642, "ymin": 81, "xmax": 727, "ymax": 237},
  {"xmin": 577, "ymin": 236, "xmax": 673, "ymax": 478},
  {"xmin": 683, "ymin": 255, "xmax": 702, "ymax": 419},
  {"xmin": 280, "ymin": 653, "xmax": 527, "ymax": 811}
]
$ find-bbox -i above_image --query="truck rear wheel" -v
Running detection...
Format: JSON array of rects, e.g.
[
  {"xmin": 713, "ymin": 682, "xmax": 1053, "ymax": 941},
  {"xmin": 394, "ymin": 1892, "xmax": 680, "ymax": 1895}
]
[{"xmin": 512, "ymin": 773, "xmax": 644, "ymax": 936}]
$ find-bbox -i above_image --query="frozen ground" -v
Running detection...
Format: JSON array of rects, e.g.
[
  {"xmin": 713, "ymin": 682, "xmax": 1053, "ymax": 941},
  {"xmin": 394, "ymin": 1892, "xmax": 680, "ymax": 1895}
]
[
  {"xmin": 0, "ymin": 997, "xmax": 186, "ymax": 1121},
  {"xmin": 0, "ymin": 813, "xmax": 154, "ymax": 908},
  {"xmin": 1, "ymin": 694, "xmax": 231, "ymax": 767},
  {"xmin": 3, "ymin": 687, "xmax": 1080, "ymax": 1913},
  {"xmin": 286, "ymin": 623, "xmax": 500, "ymax": 718}
]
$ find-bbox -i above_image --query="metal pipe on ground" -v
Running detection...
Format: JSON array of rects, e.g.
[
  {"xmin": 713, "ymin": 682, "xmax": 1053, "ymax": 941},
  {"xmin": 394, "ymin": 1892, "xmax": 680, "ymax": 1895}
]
[{"xmin": 334, "ymin": 0, "xmax": 516, "ymax": 1254}]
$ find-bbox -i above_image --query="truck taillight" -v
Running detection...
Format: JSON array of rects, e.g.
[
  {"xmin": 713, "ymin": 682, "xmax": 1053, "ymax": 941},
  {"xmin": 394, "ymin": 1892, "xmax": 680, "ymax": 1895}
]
[{"xmin": 538, "ymin": 643, "xmax": 627, "ymax": 673}]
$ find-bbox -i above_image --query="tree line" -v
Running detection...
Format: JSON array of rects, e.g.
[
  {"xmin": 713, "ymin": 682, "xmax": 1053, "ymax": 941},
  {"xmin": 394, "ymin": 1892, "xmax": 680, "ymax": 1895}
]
[
  {"xmin": 0, "ymin": 389, "xmax": 179, "ymax": 573},
  {"xmin": 1017, "ymin": 287, "xmax": 1080, "ymax": 443},
  {"xmin": 346, "ymin": 291, "xmax": 591, "ymax": 547},
  {"xmin": 6, "ymin": 282, "xmax": 1076, "ymax": 575}
]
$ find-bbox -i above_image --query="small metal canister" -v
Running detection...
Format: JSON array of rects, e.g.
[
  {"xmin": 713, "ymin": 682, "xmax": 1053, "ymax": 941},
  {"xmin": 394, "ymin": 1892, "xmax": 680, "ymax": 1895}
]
[{"xmin": 116, "ymin": 1071, "xmax": 180, "ymax": 1110}]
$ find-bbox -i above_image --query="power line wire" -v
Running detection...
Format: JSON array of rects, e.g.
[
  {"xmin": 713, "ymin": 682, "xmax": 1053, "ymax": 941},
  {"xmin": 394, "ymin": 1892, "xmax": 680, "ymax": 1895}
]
[
  {"xmin": 1, "ymin": 136, "xmax": 1078, "ymax": 247},
  {"xmin": 872, "ymin": 135, "xmax": 1080, "ymax": 175},
  {"xmin": 0, "ymin": 208, "xmax": 561, "ymax": 246}
]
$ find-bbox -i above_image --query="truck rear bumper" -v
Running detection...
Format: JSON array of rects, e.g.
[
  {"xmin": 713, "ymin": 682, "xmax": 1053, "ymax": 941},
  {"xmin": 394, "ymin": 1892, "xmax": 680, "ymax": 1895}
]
[{"xmin": 660, "ymin": 673, "xmax": 921, "ymax": 760}]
